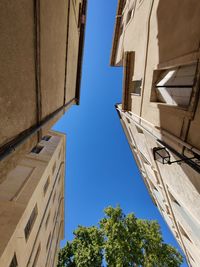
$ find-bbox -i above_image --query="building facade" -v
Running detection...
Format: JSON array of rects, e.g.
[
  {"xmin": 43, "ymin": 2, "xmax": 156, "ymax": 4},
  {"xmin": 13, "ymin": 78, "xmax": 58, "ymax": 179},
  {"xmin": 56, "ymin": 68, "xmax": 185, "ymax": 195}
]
[
  {"xmin": 0, "ymin": 0, "xmax": 87, "ymax": 178},
  {"xmin": 0, "ymin": 131, "xmax": 65, "ymax": 267},
  {"xmin": 111, "ymin": 0, "xmax": 200, "ymax": 266}
]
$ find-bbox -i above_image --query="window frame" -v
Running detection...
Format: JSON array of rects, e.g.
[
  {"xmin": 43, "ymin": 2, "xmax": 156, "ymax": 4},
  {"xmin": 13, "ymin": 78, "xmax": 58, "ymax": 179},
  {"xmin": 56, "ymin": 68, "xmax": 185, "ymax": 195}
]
[
  {"xmin": 150, "ymin": 62, "xmax": 198, "ymax": 109},
  {"xmin": 24, "ymin": 204, "xmax": 38, "ymax": 241}
]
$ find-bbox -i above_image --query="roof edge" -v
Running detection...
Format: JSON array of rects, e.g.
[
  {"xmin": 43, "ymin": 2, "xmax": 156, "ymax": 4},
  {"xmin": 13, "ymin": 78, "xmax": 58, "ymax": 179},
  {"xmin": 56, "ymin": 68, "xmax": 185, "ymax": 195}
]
[
  {"xmin": 75, "ymin": 0, "xmax": 88, "ymax": 105},
  {"xmin": 110, "ymin": 0, "xmax": 125, "ymax": 66}
]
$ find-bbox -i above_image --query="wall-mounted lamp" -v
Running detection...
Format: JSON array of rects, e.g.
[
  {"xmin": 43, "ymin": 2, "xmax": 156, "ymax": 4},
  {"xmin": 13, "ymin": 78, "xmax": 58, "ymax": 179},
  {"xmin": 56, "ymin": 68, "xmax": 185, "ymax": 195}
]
[{"xmin": 152, "ymin": 147, "xmax": 195, "ymax": 165}]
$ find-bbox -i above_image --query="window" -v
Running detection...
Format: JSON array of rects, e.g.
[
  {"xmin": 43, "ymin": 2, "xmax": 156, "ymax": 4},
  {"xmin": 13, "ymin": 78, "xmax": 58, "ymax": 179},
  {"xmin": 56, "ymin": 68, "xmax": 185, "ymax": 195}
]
[
  {"xmin": 152, "ymin": 63, "xmax": 196, "ymax": 107},
  {"xmin": 53, "ymin": 211, "xmax": 57, "ymax": 224},
  {"xmin": 135, "ymin": 125, "xmax": 143, "ymax": 134},
  {"xmin": 122, "ymin": 51, "xmax": 135, "ymax": 110},
  {"xmin": 58, "ymin": 149, "xmax": 62, "ymax": 159},
  {"xmin": 45, "ymin": 211, "xmax": 50, "ymax": 229},
  {"xmin": 42, "ymin": 135, "xmax": 51, "ymax": 141},
  {"xmin": 43, "ymin": 176, "xmax": 50, "ymax": 196},
  {"xmin": 130, "ymin": 80, "xmax": 142, "ymax": 95},
  {"xmin": 9, "ymin": 254, "xmax": 18, "ymax": 267},
  {"xmin": 32, "ymin": 244, "xmax": 41, "ymax": 267},
  {"xmin": 46, "ymin": 232, "xmax": 51, "ymax": 251},
  {"xmin": 168, "ymin": 191, "xmax": 181, "ymax": 206},
  {"xmin": 31, "ymin": 145, "xmax": 43, "ymax": 154},
  {"xmin": 52, "ymin": 162, "xmax": 56, "ymax": 175},
  {"xmin": 58, "ymin": 173, "xmax": 62, "ymax": 184},
  {"xmin": 126, "ymin": 9, "xmax": 132, "ymax": 24},
  {"xmin": 24, "ymin": 205, "xmax": 38, "ymax": 240},
  {"xmin": 179, "ymin": 224, "xmax": 192, "ymax": 243},
  {"xmin": 53, "ymin": 191, "xmax": 56, "ymax": 203}
]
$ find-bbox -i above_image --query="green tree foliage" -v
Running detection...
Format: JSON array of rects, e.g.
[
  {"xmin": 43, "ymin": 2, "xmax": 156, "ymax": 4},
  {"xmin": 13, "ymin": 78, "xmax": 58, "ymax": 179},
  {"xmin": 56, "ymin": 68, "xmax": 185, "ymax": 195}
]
[
  {"xmin": 57, "ymin": 206, "xmax": 183, "ymax": 267},
  {"xmin": 58, "ymin": 242, "xmax": 75, "ymax": 267},
  {"xmin": 72, "ymin": 226, "xmax": 104, "ymax": 267}
]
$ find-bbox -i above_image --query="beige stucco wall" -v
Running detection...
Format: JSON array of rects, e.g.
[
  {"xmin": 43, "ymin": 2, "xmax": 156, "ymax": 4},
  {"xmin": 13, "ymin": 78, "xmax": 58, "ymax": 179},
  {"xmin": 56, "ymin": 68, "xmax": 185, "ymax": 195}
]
[
  {"xmin": 113, "ymin": 0, "xmax": 200, "ymax": 147},
  {"xmin": 0, "ymin": 0, "xmax": 85, "ymax": 177},
  {"xmin": 117, "ymin": 108, "xmax": 200, "ymax": 266},
  {"xmin": 40, "ymin": 0, "xmax": 68, "ymax": 118},
  {"xmin": 0, "ymin": 131, "xmax": 65, "ymax": 267},
  {"xmin": 112, "ymin": 0, "xmax": 200, "ymax": 265},
  {"xmin": 0, "ymin": 1, "xmax": 37, "ymax": 146},
  {"xmin": 0, "ymin": 0, "xmax": 83, "ymax": 146}
]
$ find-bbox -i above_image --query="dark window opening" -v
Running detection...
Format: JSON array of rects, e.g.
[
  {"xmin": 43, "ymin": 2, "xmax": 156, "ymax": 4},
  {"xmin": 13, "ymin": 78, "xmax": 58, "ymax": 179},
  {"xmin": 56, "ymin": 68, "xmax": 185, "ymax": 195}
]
[
  {"xmin": 53, "ymin": 191, "xmax": 56, "ymax": 203},
  {"xmin": 46, "ymin": 232, "xmax": 52, "ymax": 251},
  {"xmin": 42, "ymin": 135, "xmax": 51, "ymax": 141},
  {"xmin": 45, "ymin": 211, "xmax": 50, "ymax": 229},
  {"xmin": 24, "ymin": 205, "xmax": 38, "ymax": 240},
  {"xmin": 126, "ymin": 9, "xmax": 133, "ymax": 24},
  {"xmin": 130, "ymin": 79, "xmax": 142, "ymax": 95},
  {"xmin": 31, "ymin": 145, "xmax": 43, "ymax": 154},
  {"xmin": 53, "ymin": 211, "xmax": 57, "ymax": 223},
  {"xmin": 135, "ymin": 125, "xmax": 143, "ymax": 134},
  {"xmin": 168, "ymin": 191, "xmax": 181, "ymax": 207},
  {"xmin": 179, "ymin": 224, "xmax": 192, "ymax": 243},
  {"xmin": 52, "ymin": 162, "xmax": 56, "ymax": 175},
  {"xmin": 9, "ymin": 254, "xmax": 18, "ymax": 267},
  {"xmin": 43, "ymin": 176, "xmax": 50, "ymax": 196}
]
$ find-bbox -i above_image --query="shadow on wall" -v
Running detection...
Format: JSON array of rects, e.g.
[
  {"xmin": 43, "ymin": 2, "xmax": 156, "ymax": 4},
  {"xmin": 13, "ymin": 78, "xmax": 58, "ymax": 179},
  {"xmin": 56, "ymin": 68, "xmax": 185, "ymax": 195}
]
[
  {"xmin": 156, "ymin": 0, "xmax": 200, "ymax": 64},
  {"xmin": 154, "ymin": 0, "xmax": 200, "ymax": 202},
  {"xmin": 155, "ymin": 0, "xmax": 200, "ymax": 149}
]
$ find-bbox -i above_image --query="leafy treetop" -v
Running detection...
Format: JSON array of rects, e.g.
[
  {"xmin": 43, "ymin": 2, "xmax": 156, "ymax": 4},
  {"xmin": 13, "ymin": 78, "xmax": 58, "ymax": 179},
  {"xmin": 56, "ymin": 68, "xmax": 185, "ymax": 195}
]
[{"xmin": 57, "ymin": 206, "xmax": 183, "ymax": 267}]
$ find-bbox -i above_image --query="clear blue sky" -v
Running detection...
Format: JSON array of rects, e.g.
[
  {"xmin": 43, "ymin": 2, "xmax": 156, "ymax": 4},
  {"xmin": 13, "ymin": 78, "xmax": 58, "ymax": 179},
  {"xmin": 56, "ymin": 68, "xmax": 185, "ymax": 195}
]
[{"xmin": 53, "ymin": 0, "xmax": 187, "ymax": 265}]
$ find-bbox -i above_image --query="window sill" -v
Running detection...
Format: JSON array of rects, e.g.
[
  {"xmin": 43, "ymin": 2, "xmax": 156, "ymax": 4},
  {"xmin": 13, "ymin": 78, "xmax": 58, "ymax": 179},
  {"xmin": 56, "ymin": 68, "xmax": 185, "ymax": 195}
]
[{"xmin": 131, "ymin": 93, "xmax": 141, "ymax": 96}]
